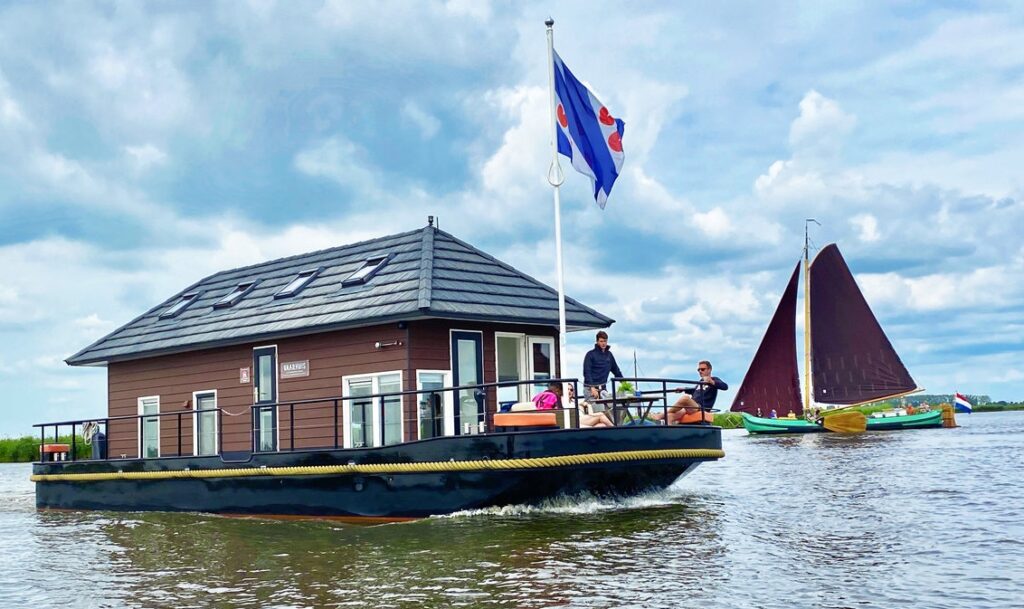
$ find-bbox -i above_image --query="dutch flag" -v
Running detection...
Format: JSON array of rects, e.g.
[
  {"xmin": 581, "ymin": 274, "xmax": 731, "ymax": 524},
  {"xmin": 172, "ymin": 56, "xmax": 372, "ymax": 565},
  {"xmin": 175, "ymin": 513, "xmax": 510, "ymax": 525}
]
[
  {"xmin": 954, "ymin": 392, "xmax": 973, "ymax": 413},
  {"xmin": 553, "ymin": 50, "xmax": 625, "ymax": 209}
]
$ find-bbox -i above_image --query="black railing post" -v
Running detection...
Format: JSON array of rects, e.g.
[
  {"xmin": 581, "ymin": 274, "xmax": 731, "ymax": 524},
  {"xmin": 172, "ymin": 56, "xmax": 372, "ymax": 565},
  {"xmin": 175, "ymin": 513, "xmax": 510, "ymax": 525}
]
[
  {"xmin": 333, "ymin": 399, "xmax": 339, "ymax": 448},
  {"xmin": 217, "ymin": 409, "xmax": 223, "ymax": 454},
  {"xmin": 177, "ymin": 412, "xmax": 182, "ymax": 456},
  {"xmin": 378, "ymin": 396, "xmax": 385, "ymax": 446},
  {"xmin": 251, "ymin": 406, "xmax": 256, "ymax": 453},
  {"xmin": 289, "ymin": 403, "xmax": 295, "ymax": 451},
  {"xmin": 70, "ymin": 423, "xmax": 76, "ymax": 462},
  {"xmin": 39, "ymin": 427, "xmax": 44, "ymax": 462}
]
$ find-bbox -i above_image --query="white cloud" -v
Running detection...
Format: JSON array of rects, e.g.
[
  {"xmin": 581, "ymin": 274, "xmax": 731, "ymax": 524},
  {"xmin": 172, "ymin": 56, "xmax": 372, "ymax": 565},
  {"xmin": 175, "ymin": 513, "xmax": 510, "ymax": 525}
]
[
  {"xmin": 124, "ymin": 144, "xmax": 168, "ymax": 171},
  {"xmin": 850, "ymin": 213, "xmax": 879, "ymax": 242},
  {"xmin": 789, "ymin": 89, "xmax": 856, "ymax": 158},
  {"xmin": 293, "ymin": 136, "xmax": 381, "ymax": 194},
  {"xmin": 401, "ymin": 101, "xmax": 441, "ymax": 139}
]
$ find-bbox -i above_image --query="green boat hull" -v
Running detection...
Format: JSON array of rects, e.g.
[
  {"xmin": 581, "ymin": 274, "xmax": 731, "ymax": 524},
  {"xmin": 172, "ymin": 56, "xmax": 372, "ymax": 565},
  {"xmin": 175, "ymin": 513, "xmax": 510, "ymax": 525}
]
[
  {"xmin": 740, "ymin": 413, "xmax": 825, "ymax": 434},
  {"xmin": 865, "ymin": 409, "xmax": 942, "ymax": 430},
  {"xmin": 741, "ymin": 410, "xmax": 944, "ymax": 434}
]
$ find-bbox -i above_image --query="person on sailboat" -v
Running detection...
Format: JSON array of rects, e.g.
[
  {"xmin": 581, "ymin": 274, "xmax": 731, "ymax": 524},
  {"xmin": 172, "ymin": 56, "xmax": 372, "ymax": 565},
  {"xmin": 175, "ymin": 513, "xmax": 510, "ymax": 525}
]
[
  {"xmin": 583, "ymin": 331, "xmax": 624, "ymax": 391},
  {"xmin": 653, "ymin": 361, "xmax": 728, "ymax": 424}
]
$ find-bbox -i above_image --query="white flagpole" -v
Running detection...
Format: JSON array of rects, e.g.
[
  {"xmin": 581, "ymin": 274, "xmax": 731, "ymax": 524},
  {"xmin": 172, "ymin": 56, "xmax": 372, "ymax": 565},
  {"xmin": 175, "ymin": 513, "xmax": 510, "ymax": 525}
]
[{"xmin": 545, "ymin": 18, "xmax": 569, "ymax": 385}]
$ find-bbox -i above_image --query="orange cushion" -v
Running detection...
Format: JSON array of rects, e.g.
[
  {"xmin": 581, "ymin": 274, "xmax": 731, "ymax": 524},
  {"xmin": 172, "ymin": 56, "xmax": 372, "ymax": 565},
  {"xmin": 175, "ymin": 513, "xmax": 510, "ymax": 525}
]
[
  {"xmin": 493, "ymin": 412, "xmax": 558, "ymax": 427},
  {"xmin": 679, "ymin": 410, "xmax": 713, "ymax": 424},
  {"xmin": 40, "ymin": 444, "xmax": 71, "ymax": 453}
]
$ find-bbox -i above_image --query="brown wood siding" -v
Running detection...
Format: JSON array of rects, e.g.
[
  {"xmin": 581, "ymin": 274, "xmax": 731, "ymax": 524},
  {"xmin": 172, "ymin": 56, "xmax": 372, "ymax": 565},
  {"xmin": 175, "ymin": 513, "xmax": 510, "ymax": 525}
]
[
  {"xmin": 106, "ymin": 320, "xmax": 559, "ymax": 457},
  {"xmin": 407, "ymin": 320, "xmax": 558, "ymax": 434}
]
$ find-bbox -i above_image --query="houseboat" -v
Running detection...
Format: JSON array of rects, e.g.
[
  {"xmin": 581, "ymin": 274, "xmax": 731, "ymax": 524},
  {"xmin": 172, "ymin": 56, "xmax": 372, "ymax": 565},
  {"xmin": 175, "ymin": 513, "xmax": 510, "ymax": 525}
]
[{"xmin": 32, "ymin": 221, "xmax": 723, "ymax": 519}]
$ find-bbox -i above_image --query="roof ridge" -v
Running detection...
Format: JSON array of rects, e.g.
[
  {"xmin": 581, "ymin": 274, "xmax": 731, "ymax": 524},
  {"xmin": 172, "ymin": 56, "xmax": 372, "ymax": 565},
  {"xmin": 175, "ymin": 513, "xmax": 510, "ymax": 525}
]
[
  {"xmin": 431, "ymin": 229, "xmax": 613, "ymax": 324},
  {"xmin": 417, "ymin": 226, "xmax": 434, "ymax": 310}
]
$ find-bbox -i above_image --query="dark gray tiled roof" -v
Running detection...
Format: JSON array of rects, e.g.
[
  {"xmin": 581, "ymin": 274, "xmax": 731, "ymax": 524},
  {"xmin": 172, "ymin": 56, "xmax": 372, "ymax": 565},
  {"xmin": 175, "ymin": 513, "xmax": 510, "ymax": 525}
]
[{"xmin": 68, "ymin": 226, "xmax": 614, "ymax": 365}]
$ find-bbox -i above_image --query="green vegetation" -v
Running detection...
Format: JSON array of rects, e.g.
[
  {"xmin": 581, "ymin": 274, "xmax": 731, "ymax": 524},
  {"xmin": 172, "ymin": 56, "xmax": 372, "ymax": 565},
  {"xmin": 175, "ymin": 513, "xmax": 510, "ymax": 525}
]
[
  {"xmin": 713, "ymin": 412, "xmax": 743, "ymax": 429},
  {"xmin": 614, "ymin": 381, "xmax": 635, "ymax": 396},
  {"xmin": 973, "ymin": 402, "xmax": 1024, "ymax": 412},
  {"xmin": 0, "ymin": 435, "xmax": 90, "ymax": 463}
]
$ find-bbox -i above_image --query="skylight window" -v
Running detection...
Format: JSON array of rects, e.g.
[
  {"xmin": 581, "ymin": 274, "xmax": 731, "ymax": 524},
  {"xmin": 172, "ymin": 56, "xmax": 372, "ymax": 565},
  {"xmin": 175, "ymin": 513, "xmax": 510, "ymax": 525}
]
[
  {"xmin": 275, "ymin": 268, "xmax": 321, "ymax": 298},
  {"xmin": 342, "ymin": 255, "xmax": 391, "ymax": 287},
  {"xmin": 160, "ymin": 292, "xmax": 199, "ymax": 319},
  {"xmin": 213, "ymin": 281, "xmax": 257, "ymax": 309}
]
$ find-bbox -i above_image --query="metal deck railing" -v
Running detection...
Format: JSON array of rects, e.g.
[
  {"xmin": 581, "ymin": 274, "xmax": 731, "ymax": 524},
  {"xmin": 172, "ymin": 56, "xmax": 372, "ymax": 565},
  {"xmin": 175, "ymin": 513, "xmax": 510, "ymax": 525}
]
[{"xmin": 33, "ymin": 377, "xmax": 714, "ymax": 462}]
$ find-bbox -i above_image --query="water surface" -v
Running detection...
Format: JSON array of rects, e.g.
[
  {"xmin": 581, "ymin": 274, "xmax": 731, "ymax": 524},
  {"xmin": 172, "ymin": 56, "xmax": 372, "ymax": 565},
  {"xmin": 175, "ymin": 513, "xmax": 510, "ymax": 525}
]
[{"xmin": 2, "ymin": 412, "xmax": 1021, "ymax": 608}]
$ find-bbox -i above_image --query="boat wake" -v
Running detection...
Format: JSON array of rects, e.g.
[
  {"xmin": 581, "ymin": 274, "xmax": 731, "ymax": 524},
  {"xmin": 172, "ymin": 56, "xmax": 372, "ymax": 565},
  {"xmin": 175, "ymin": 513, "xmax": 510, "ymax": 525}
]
[{"xmin": 435, "ymin": 485, "xmax": 692, "ymax": 520}]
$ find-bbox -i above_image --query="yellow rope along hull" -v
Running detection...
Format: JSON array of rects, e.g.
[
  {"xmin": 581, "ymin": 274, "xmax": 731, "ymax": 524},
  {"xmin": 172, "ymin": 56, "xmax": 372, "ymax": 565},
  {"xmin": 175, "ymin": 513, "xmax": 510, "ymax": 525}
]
[{"xmin": 32, "ymin": 448, "xmax": 724, "ymax": 484}]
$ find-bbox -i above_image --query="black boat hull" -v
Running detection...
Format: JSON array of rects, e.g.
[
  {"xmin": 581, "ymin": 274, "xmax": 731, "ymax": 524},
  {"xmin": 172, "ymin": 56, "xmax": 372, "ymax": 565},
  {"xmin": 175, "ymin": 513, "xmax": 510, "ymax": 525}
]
[{"xmin": 33, "ymin": 426, "xmax": 722, "ymax": 518}]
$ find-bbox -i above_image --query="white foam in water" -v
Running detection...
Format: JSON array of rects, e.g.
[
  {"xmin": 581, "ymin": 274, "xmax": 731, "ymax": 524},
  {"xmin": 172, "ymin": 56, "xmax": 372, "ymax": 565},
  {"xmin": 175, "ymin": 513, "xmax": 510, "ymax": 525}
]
[{"xmin": 435, "ymin": 486, "xmax": 690, "ymax": 520}]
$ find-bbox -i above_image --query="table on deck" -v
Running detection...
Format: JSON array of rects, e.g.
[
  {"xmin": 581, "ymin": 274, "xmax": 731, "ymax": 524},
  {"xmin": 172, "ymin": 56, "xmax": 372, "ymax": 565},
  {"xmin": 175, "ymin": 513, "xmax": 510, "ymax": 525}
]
[{"xmin": 591, "ymin": 396, "xmax": 665, "ymax": 426}]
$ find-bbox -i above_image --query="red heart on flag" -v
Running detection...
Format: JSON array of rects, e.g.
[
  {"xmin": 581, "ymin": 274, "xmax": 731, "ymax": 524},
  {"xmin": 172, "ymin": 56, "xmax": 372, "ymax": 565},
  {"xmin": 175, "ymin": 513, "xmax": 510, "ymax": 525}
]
[
  {"xmin": 607, "ymin": 131, "xmax": 622, "ymax": 152},
  {"xmin": 557, "ymin": 104, "xmax": 568, "ymax": 128},
  {"xmin": 599, "ymin": 107, "xmax": 615, "ymax": 126}
]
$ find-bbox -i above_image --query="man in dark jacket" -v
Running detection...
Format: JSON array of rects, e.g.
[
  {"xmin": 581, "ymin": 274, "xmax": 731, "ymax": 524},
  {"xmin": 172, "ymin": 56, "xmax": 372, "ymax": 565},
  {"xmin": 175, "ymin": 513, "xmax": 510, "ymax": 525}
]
[
  {"xmin": 583, "ymin": 330, "xmax": 623, "ymax": 389},
  {"xmin": 654, "ymin": 360, "xmax": 728, "ymax": 424}
]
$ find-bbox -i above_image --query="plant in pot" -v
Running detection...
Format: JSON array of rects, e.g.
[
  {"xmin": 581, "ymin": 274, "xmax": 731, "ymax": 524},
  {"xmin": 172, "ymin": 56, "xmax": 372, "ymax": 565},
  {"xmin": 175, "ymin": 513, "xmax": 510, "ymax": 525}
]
[{"xmin": 614, "ymin": 380, "xmax": 635, "ymax": 398}]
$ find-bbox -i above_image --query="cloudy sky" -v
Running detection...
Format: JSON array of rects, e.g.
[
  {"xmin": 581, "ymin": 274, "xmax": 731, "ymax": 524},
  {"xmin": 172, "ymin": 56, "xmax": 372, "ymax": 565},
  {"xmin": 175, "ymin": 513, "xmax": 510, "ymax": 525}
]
[{"xmin": 2, "ymin": 1, "xmax": 1023, "ymax": 435}]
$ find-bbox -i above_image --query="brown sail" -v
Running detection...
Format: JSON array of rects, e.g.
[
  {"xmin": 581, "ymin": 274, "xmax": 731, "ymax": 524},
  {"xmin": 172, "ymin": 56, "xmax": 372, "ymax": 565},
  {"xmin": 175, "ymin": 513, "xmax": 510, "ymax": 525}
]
[
  {"xmin": 809, "ymin": 244, "xmax": 917, "ymax": 405},
  {"xmin": 731, "ymin": 263, "xmax": 803, "ymax": 415}
]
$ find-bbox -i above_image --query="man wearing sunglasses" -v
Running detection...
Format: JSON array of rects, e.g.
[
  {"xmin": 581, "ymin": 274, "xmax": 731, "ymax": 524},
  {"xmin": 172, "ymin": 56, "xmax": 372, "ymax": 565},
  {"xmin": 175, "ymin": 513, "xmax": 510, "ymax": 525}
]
[{"xmin": 653, "ymin": 360, "xmax": 728, "ymax": 424}]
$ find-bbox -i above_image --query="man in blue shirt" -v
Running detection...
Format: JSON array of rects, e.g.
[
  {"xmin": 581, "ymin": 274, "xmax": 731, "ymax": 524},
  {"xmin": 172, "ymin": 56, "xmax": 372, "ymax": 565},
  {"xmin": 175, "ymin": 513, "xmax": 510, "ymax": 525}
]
[{"xmin": 583, "ymin": 330, "xmax": 623, "ymax": 390}]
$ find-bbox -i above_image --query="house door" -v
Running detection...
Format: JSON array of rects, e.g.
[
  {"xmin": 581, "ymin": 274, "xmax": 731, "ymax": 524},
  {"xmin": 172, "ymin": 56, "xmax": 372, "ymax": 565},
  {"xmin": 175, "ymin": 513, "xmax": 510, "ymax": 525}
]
[
  {"xmin": 253, "ymin": 346, "xmax": 277, "ymax": 451},
  {"xmin": 451, "ymin": 331, "xmax": 484, "ymax": 435},
  {"xmin": 528, "ymin": 336, "xmax": 556, "ymax": 392}
]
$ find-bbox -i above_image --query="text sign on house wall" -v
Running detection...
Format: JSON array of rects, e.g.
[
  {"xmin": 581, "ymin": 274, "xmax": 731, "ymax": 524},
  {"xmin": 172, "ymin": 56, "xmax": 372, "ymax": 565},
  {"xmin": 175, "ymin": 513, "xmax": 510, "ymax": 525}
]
[
  {"xmin": 281, "ymin": 360, "xmax": 310, "ymax": 379},
  {"xmin": 239, "ymin": 367, "xmax": 251, "ymax": 384}
]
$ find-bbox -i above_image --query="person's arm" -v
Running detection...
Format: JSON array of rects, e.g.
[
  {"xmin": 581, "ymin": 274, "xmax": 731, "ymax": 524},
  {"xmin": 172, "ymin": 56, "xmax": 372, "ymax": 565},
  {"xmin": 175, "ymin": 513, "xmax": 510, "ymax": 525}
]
[
  {"xmin": 711, "ymin": 376, "xmax": 728, "ymax": 390},
  {"xmin": 609, "ymin": 352, "xmax": 623, "ymax": 378}
]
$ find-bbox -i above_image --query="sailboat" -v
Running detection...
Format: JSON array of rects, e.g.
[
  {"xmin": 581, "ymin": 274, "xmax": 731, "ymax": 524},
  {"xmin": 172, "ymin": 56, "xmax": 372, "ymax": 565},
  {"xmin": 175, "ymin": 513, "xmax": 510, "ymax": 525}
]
[{"xmin": 732, "ymin": 230, "xmax": 943, "ymax": 434}]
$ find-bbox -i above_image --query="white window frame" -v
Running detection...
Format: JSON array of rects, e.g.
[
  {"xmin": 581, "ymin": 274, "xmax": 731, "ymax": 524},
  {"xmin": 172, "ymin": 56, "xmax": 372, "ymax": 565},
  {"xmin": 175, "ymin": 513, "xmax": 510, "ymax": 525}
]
[
  {"xmin": 494, "ymin": 332, "xmax": 528, "ymax": 403},
  {"xmin": 253, "ymin": 344, "xmax": 279, "ymax": 451},
  {"xmin": 416, "ymin": 369, "xmax": 453, "ymax": 439},
  {"xmin": 137, "ymin": 395, "xmax": 160, "ymax": 459},
  {"xmin": 528, "ymin": 336, "xmax": 557, "ymax": 386},
  {"xmin": 192, "ymin": 389, "xmax": 219, "ymax": 456},
  {"xmin": 341, "ymin": 370, "xmax": 405, "ymax": 449}
]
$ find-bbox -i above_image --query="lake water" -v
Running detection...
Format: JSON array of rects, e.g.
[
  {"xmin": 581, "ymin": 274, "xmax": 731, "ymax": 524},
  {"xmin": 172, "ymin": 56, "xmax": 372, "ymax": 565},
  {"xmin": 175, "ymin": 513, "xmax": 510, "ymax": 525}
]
[{"xmin": 2, "ymin": 411, "xmax": 1021, "ymax": 609}]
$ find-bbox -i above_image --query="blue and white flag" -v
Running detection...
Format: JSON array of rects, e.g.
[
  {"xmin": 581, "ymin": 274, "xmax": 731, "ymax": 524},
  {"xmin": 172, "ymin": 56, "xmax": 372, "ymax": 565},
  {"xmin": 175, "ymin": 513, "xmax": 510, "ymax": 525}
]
[
  {"xmin": 553, "ymin": 50, "xmax": 625, "ymax": 209},
  {"xmin": 954, "ymin": 392, "xmax": 973, "ymax": 413}
]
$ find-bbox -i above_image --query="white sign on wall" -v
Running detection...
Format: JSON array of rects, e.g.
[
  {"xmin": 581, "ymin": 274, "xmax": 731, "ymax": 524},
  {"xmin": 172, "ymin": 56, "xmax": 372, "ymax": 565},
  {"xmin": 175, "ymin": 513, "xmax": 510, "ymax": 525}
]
[
  {"xmin": 281, "ymin": 360, "xmax": 310, "ymax": 379},
  {"xmin": 239, "ymin": 367, "xmax": 251, "ymax": 383}
]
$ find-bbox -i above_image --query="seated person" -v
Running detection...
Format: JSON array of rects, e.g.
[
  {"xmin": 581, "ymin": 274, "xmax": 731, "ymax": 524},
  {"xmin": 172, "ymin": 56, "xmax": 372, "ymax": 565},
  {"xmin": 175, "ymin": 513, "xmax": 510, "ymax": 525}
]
[
  {"xmin": 532, "ymin": 382, "xmax": 563, "ymax": 410},
  {"xmin": 652, "ymin": 360, "xmax": 728, "ymax": 424},
  {"xmin": 577, "ymin": 385, "xmax": 614, "ymax": 428}
]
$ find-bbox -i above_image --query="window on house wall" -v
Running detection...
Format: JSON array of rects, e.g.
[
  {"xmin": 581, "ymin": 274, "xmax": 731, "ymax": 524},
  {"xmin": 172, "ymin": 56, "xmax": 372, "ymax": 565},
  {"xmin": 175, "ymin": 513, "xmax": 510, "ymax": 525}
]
[
  {"xmin": 344, "ymin": 371, "xmax": 404, "ymax": 448},
  {"xmin": 342, "ymin": 255, "xmax": 391, "ymax": 286},
  {"xmin": 275, "ymin": 268, "xmax": 320, "ymax": 298},
  {"xmin": 159, "ymin": 293, "xmax": 199, "ymax": 319},
  {"xmin": 417, "ymin": 371, "xmax": 449, "ymax": 440},
  {"xmin": 213, "ymin": 281, "xmax": 257, "ymax": 309},
  {"xmin": 496, "ymin": 334, "xmax": 526, "ymax": 405},
  {"xmin": 194, "ymin": 392, "xmax": 217, "ymax": 456},
  {"xmin": 529, "ymin": 337, "xmax": 556, "ymax": 392},
  {"xmin": 138, "ymin": 396, "xmax": 160, "ymax": 458}
]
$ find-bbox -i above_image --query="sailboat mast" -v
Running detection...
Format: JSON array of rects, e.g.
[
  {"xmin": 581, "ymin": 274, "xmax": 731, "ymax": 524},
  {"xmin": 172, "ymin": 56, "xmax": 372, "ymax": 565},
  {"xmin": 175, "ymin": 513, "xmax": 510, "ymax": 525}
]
[{"xmin": 803, "ymin": 219, "xmax": 819, "ymax": 413}]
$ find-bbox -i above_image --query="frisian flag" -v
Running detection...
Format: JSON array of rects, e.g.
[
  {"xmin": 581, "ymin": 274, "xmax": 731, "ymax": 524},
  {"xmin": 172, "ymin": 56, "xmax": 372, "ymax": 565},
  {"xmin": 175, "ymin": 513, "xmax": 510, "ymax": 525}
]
[
  {"xmin": 954, "ymin": 392, "xmax": 973, "ymax": 413},
  {"xmin": 553, "ymin": 50, "xmax": 625, "ymax": 208}
]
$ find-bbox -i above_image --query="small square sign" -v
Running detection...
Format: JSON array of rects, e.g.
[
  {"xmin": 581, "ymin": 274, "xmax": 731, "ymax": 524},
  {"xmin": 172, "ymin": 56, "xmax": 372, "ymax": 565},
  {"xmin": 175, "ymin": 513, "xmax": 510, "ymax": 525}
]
[{"xmin": 240, "ymin": 367, "xmax": 251, "ymax": 383}]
